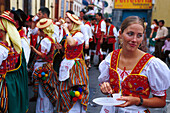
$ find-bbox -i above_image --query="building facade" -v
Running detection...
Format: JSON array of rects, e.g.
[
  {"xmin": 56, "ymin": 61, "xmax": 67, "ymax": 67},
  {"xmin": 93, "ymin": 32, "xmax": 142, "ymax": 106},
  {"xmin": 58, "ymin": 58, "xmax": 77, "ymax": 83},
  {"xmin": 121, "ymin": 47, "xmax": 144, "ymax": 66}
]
[
  {"xmin": 71, "ymin": 0, "xmax": 82, "ymax": 17},
  {"xmin": 112, "ymin": 0, "xmax": 152, "ymax": 37},
  {"xmin": 152, "ymin": 0, "xmax": 170, "ymax": 27}
]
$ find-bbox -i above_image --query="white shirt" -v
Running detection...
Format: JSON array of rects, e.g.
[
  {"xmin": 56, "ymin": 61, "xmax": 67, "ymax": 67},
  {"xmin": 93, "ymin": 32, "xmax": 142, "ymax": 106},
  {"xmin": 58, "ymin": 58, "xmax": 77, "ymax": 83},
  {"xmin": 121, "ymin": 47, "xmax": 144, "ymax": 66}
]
[
  {"xmin": 21, "ymin": 38, "xmax": 31, "ymax": 64},
  {"xmin": 84, "ymin": 23, "xmax": 93, "ymax": 39},
  {"xmin": 0, "ymin": 45, "xmax": 9, "ymax": 65},
  {"xmin": 96, "ymin": 20, "xmax": 106, "ymax": 34},
  {"xmin": 81, "ymin": 23, "xmax": 89, "ymax": 45},
  {"xmin": 107, "ymin": 25, "xmax": 118, "ymax": 38}
]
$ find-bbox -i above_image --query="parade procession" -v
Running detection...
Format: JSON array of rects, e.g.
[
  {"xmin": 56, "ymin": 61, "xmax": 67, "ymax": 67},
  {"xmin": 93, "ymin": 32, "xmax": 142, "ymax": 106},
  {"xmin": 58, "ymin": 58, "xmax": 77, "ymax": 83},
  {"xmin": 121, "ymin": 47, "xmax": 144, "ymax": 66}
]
[{"xmin": 0, "ymin": 0, "xmax": 170, "ymax": 113}]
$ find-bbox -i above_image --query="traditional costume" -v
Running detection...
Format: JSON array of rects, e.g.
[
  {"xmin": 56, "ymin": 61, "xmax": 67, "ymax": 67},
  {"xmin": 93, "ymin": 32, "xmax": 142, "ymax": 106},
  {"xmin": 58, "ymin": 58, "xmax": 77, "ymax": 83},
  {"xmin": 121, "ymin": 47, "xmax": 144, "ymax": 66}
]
[
  {"xmin": 95, "ymin": 19, "xmax": 106, "ymax": 61},
  {"xmin": 84, "ymin": 21, "xmax": 93, "ymax": 68},
  {"xmin": 98, "ymin": 49, "xmax": 170, "ymax": 113},
  {"xmin": 30, "ymin": 18, "xmax": 57, "ymax": 113},
  {"xmin": 149, "ymin": 24, "xmax": 158, "ymax": 47},
  {"xmin": 55, "ymin": 13, "xmax": 89, "ymax": 113},
  {"xmin": 0, "ymin": 11, "xmax": 28, "ymax": 113},
  {"xmin": 106, "ymin": 24, "xmax": 118, "ymax": 52},
  {"xmin": 11, "ymin": 9, "xmax": 31, "ymax": 64}
]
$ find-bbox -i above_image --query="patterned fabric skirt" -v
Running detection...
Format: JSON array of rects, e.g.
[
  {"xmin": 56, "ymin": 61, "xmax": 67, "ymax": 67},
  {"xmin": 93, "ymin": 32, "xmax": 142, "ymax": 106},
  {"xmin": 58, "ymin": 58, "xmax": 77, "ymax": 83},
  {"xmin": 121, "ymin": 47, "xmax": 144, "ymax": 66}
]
[
  {"xmin": 56, "ymin": 59, "xmax": 89, "ymax": 112},
  {"xmin": 5, "ymin": 51, "xmax": 29, "ymax": 113},
  {"xmin": 33, "ymin": 63, "xmax": 58, "ymax": 106}
]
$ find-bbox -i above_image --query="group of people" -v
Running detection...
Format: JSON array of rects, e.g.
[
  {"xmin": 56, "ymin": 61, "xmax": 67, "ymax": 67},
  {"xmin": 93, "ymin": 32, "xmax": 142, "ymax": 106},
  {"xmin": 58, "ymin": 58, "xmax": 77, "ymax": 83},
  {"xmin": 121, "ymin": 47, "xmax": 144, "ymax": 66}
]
[
  {"xmin": 149, "ymin": 19, "xmax": 170, "ymax": 63},
  {"xmin": 0, "ymin": 6, "xmax": 170, "ymax": 113}
]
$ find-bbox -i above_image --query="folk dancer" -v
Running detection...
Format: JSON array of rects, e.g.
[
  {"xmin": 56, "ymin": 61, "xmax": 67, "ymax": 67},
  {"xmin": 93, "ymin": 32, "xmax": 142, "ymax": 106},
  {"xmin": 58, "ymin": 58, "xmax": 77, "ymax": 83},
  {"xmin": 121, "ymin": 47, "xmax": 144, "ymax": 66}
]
[
  {"xmin": 56, "ymin": 12, "xmax": 89, "ymax": 113},
  {"xmin": 0, "ymin": 11, "xmax": 28, "ymax": 113},
  {"xmin": 29, "ymin": 18, "xmax": 57, "ymax": 113},
  {"xmin": 99, "ymin": 16, "xmax": 170, "ymax": 113}
]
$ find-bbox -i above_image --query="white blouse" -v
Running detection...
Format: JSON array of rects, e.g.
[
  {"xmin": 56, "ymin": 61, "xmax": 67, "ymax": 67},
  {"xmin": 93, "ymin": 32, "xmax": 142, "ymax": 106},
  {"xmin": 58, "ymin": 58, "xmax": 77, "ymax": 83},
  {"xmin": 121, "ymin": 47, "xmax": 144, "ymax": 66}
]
[
  {"xmin": 72, "ymin": 32, "xmax": 85, "ymax": 45},
  {"xmin": 98, "ymin": 53, "xmax": 170, "ymax": 96},
  {"xmin": 40, "ymin": 38, "xmax": 52, "ymax": 54},
  {"xmin": 0, "ymin": 45, "xmax": 9, "ymax": 65},
  {"xmin": 21, "ymin": 38, "xmax": 30, "ymax": 64}
]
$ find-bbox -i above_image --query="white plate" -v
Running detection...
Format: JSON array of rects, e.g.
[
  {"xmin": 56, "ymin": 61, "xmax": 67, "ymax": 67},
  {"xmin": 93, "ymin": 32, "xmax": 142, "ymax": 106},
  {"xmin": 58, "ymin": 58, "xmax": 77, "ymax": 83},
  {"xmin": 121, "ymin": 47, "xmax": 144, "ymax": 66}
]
[{"xmin": 92, "ymin": 97, "xmax": 125, "ymax": 106}]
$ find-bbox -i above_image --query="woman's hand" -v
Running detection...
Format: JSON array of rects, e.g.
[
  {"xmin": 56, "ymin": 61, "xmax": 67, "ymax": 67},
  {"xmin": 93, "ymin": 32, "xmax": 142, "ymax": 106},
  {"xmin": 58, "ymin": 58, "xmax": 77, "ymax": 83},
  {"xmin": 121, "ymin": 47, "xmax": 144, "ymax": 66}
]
[
  {"xmin": 100, "ymin": 82, "xmax": 112, "ymax": 94},
  {"xmin": 61, "ymin": 23, "xmax": 68, "ymax": 32},
  {"xmin": 115, "ymin": 96, "xmax": 140, "ymax": 107},
  {"xmin": 30, "ymin": 45, "xmax": 35, "ymax": 51},
  {"xmin": 150, "ymin": 34, "xmax": 152, "ymax": 38},
  {"xmin": 55, "ymin": 42, "xmax": 62, "ymax": 49}
]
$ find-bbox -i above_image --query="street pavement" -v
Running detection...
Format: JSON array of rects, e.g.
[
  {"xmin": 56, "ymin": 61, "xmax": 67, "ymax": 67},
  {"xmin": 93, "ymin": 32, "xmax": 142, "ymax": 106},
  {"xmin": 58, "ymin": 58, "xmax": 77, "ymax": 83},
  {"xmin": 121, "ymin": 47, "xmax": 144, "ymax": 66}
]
[{"xmin": 28, "ymin": 64, "xmax": 170, "ymax": 113}]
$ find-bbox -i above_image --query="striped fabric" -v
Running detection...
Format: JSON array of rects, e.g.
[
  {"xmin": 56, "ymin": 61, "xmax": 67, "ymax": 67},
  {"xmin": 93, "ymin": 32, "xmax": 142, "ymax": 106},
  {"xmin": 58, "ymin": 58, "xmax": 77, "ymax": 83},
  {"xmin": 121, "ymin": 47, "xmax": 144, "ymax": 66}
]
[
  {"xmin": 0, "ymin": 77, "xmax": 8, "ymax": 113},
  {"xmin": 33, "ymin": 63, "xmax": 58, "ymax": 106},
  {"xmin": 57, "ymin": 59, "xmax": 89, "ymax": 112}
]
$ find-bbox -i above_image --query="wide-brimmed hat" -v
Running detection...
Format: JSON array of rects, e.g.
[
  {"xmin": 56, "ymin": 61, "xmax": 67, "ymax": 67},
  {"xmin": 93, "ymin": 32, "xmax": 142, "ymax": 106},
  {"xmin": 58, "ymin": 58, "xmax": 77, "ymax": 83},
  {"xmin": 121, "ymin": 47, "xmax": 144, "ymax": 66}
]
[
  {"xmin": 36, "ymin": 18, "xmax": 53, "ymax": 29},
  {"xmin": 66, "ymin": 12, "xmax": 82, "ymax": 25},
  {"xmin": 0, "ymin": 11, "xmax": 15, "ymax": 25}
]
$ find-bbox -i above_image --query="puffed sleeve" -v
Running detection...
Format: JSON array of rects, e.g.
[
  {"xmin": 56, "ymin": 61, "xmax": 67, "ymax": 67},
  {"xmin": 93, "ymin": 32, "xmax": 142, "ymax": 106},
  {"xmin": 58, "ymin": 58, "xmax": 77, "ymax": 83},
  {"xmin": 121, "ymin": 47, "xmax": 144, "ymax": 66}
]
[
  {"xmin": 101, "ymin": 21, "xmax": 106, "ymax": 34},
  {"xmin": 72, "ymin": 32, "xmax": 84, "ymax": 45},
  {"xmin": 146, "ymin": 57, "xmax": 170, "ymax": 96},
  {"xmin": 98, "ymin": 53, "xmax": 111, "ymax": 83},
  {"xmin": 0, "ymin": 45, "xmax": 9, "ymax": 65},
  {"xmin": 40, "ymin": 38, "xmax": 51, "ymax": 54}
]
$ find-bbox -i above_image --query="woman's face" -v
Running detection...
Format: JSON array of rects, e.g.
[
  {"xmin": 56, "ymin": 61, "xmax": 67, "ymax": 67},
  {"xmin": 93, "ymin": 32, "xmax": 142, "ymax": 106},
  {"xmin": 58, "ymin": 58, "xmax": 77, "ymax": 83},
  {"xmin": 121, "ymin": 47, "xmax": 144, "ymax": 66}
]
[
  {"xmin": 65, "ymin": 18, "xmax": 73, "ymax": 31},
  {"xmin": 120, "ymin": 24, "xmax": 144, "ymax": 52},
  {"xmin": 38, "ymin": 29, "xmax": 45, "ymax": 37}
]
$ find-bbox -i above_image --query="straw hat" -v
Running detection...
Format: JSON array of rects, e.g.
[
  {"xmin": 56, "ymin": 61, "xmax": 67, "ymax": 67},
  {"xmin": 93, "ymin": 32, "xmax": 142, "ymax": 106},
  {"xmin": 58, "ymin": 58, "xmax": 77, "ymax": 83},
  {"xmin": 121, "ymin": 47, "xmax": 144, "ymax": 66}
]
[
  {"xmin": 0, "ymin": 11, "xmax": 15, "ymax": 25},
  {"xmin": 66, "ymin": 12, "xmax": 82, "ymax": 25},
  {"xmin": 36, "ymin": 18, "xmax": 53, "ymax": 29}
]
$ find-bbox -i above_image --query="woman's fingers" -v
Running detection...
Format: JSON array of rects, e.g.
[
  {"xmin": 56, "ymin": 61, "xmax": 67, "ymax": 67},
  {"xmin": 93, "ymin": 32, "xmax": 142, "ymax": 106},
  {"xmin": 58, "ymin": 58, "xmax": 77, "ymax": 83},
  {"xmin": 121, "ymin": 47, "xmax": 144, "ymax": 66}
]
[
  {"xmin": 100, "ymin": 82, "xmax": 112, "ymax": 94},
  {"xmin": 116, "ymin": 96, "xmax": 140, "ymax": 107}
]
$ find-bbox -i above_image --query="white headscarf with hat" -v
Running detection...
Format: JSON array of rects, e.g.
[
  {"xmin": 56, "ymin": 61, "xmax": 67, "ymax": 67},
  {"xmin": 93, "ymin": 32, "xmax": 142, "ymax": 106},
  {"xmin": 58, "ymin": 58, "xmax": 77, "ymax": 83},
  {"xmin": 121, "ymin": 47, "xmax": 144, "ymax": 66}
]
[
  {"xmin": 36, "ymin": 18, "xmax": 55, "ymax": 42},
  {"xmin": 0, "ymin": 18, "xmax": 22, "ymax": 53}
]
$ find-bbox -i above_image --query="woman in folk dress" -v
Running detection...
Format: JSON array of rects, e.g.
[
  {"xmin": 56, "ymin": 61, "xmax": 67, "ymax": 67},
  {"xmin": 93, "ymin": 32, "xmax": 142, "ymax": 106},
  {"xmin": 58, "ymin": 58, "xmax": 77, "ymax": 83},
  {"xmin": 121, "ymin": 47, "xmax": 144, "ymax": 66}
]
[
  {"xmin": 56, "ymin": 12, "xmax": 89, "ymax": 113},
  {"xmin": 99, "ymin": 16, "xmax": 170, "ymax": 113}
]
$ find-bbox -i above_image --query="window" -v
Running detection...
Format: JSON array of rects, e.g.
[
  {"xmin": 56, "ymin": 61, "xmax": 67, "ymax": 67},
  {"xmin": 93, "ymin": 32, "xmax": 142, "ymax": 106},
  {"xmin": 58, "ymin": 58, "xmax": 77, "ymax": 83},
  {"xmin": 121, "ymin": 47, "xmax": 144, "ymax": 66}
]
[
  {"xmin": 74, "ymin": 5, "xmax": 76, "ymax": 12},
  {"xmin": 40, "ymin": 0, "xmax": 45, "ymax": 7},
  {"xmin": 66, "ymin": 1, "xmax": 69, "ymax": 11},
  {"xmin": 61, "ymin": 0, "xmax": 64, "ymax": 18}
]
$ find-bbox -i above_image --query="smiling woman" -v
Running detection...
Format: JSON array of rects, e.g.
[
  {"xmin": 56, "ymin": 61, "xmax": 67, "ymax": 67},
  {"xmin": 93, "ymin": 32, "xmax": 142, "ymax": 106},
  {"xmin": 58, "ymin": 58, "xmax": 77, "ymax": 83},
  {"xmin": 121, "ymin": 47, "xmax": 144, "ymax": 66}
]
[{"xmin": 98, "ymin": 16, "xmax": 170, "ymax": 113}]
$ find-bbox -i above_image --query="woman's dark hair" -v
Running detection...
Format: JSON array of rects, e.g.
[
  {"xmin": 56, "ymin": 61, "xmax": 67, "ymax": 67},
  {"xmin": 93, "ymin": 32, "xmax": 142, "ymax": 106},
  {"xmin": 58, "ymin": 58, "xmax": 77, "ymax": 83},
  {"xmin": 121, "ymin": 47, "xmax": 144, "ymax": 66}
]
[
  {"xmin": 120, "ymin": 16, "xmax": 144, "ymax": 33},
  {"xmin": 153, "ymin": 19, "xmax": 158, "ymax": 25}
]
